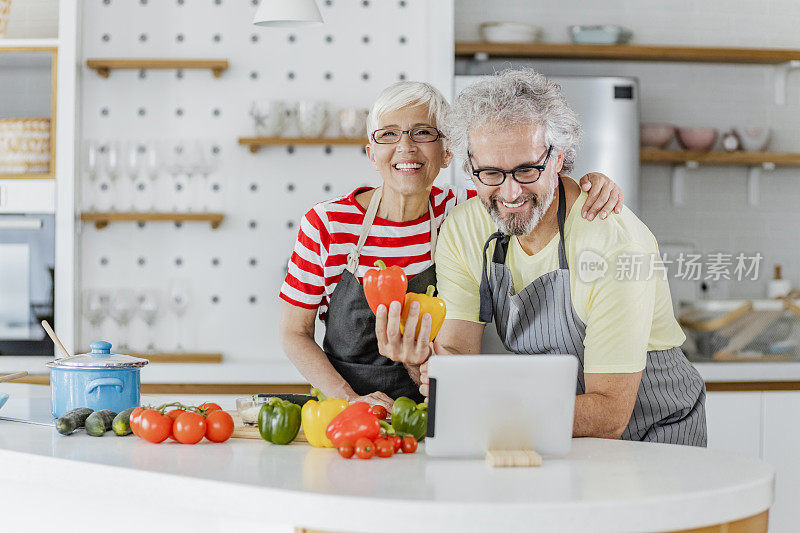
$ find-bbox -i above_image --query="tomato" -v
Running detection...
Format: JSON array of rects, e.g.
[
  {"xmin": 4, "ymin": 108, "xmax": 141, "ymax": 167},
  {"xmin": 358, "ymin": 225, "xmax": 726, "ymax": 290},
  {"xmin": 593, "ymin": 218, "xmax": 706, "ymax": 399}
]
[
  {"xmin": 138, "ymin": 409, "xmax": 171, "ymax": 443},
  {"xmin": 129, "ymin": 407, "xmax": 144, "ymax": 437},
  {"xmin": 165, "ymin": 408, "xmax": 186, "ymax": 441},
  {"xmin": 370, "ymin": 405, "xmax": 388, "ymax": 420},
  {"xmin": 355, "ymin": 437, "xmax": 375, "ymax": 460},
  {"xmin": 199, "ymin": 402, "xmax": 222, "ymax": 414},
  {"xmin": 174, "ymin": 411, "xmax": 207, "ymax": 444},
  {"xmin": 338, "ymin": 442, "xmax": 355, "ymax": 459},
  {"xmin": 388, "ymin": 435, "xmax": 402, "ymax": 453},
  {"xmin": 401, "ymin": 436, "xmax": 418, "ymax": 454},
  {"xmin": 374, "ymin": 437, "xmax": 394, "ymax": 458},
  {"xmin": 205, "ymin": 410, "xmax": 234, "ymax": 443}
]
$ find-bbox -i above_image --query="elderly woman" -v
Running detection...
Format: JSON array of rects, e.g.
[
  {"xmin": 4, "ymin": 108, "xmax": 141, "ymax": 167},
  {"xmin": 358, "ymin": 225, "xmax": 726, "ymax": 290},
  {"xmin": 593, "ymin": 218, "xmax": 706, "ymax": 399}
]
[{"xmin": 279, "ymin": 81, "xmax": 623, "ymax": 409}]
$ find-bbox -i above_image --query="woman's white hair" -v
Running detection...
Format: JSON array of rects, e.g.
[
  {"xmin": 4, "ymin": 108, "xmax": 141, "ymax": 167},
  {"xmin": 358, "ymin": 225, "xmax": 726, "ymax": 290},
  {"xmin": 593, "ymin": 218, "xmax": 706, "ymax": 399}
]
[
  {"xmin": 366, "ymin": 81, "xmax": 451, "ymax": 138},
  {"xmin": 443, "ymin": 68, "xmax": 582, "ymax": 173}
]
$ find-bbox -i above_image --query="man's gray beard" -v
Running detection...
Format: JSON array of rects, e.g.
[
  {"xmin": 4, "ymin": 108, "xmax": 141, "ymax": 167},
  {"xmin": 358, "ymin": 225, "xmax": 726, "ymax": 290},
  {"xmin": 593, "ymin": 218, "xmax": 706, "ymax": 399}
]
[{"xmin": 482, "ymin": 181, "xmax": 556, "ymax": 236}]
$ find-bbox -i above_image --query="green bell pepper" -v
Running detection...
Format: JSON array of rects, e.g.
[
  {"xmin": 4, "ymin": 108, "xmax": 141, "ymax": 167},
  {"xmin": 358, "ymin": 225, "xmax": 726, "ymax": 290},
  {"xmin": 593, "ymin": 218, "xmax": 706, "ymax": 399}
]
[
  {"xmin": 258, "ymin": 398, "xmax": 301, "ymax": 445},
  {"xmin": 391, "ymin": 396, "xmax": 427, "ymax": 442}
]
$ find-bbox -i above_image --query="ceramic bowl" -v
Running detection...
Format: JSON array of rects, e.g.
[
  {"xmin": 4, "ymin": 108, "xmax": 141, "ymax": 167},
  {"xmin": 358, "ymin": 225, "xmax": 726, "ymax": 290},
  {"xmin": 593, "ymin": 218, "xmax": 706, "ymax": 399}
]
[
  {"xmin": 296, "ymin": 101, "xmax": 330, "ymax": 138},
  {"xmin": 734, "ymin": 126, "xmax": 771, "ymax": 151},
  {"xmin": 338, "ymin": 108, "xmax": 369, "ymax": 138},
  {"xmin": 676, "ymin": 127, "xmax": 718, "ymax": 151},
  {"xmin": 569, "ymin": 25, "xmax": 633, "ymax": 44},
  {"xmin": 640, "ymin": 123, "xmax": 676, "ymax": 149},
  {"xmin": 249, "ymin": 100, "xmax": 288, "ymax": 137},
  {"xmin": 480, "ymin": 22, "xmax": 542, "ymax": 43}
]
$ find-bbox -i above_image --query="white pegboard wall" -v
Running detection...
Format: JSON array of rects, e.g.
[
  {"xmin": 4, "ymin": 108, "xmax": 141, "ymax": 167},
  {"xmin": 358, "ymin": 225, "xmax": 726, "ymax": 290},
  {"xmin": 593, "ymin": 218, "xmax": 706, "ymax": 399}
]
[{"xmin": 78, "ymin": 0, "xmax": 452, "ymax": 360}]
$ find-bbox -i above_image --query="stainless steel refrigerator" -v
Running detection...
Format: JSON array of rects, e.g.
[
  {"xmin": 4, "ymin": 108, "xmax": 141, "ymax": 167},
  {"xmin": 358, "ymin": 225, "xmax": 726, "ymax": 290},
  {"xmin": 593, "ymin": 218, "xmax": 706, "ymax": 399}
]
[{"xmin": 453, "ymin": 74, "xmax": 640, "ymax": 213}]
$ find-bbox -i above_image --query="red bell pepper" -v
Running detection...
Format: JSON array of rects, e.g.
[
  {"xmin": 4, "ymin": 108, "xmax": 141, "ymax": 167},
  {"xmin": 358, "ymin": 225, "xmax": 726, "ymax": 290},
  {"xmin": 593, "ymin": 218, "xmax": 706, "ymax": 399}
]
[
  {"xmin": 362, "ymin": 260, "xmax": 407, "ymax": 315},
  {"xmin": 326, "ymin": 402, "xmax": 381, "ymax": 447}
]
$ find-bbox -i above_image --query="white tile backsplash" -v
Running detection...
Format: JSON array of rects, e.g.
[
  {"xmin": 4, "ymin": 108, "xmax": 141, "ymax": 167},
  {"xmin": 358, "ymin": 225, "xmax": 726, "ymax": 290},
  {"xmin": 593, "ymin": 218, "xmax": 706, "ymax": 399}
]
[{"xmin": 456, "ymin": 0, "xmax": 800, "ymax": 297}]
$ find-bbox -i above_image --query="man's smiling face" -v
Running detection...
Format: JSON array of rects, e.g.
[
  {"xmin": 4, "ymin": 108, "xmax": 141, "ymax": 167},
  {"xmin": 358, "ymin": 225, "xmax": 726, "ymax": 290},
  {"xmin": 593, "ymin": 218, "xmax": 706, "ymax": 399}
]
[{"xmin": 469, "ymin": 122, "xmax": 564, "ymax": 236}]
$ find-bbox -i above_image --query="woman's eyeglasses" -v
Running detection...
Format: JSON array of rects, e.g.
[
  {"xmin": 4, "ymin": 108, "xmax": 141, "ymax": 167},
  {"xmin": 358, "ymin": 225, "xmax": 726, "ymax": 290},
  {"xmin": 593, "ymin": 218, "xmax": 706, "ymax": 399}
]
[{"xmin": 371, "ymin": 127, "xmax": 441, "ymax": 144}]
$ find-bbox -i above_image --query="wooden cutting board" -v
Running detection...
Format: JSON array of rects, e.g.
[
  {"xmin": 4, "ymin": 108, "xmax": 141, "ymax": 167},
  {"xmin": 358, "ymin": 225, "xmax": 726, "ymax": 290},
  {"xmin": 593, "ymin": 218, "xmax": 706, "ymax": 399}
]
[{"xmin": 228, "ymin": 411, "xmax": 307, "ymax": 442}]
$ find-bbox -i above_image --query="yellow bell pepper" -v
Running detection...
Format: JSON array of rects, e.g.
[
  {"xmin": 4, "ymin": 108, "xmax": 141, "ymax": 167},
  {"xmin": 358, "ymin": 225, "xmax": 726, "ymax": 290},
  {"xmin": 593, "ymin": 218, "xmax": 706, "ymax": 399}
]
[
  {"xmin": 400, "ymin": 285, "xmax": 447, "ymax": 342},
  {"xmin": 301, "ymin": 389, "xmax": 349, "ymax": 448}
]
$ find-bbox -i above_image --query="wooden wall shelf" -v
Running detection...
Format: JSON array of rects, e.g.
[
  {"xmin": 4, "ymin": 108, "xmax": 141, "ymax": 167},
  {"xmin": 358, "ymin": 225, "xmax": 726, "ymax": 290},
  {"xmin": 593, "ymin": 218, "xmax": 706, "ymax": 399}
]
[
  {"xmin": 86, "ymin": 58, "xmax": 229, "ymax": 78},
  {"xmin": 238, "ymin": 136, "xmax": 368, "ymax": 153},
  {"xmin": 455, "ymin": 42, "xmax": 800, "ymax": 64},
  {"xmin": 640, "ymin": 148, "xmax": 800, "ymax": 167},
  {"xmin": 80, "ymin": 212, "xmax": 224, "ymax": 230},
  {"xmin": 0, "ymin": 173, "xmax": 54, "ymax": 179}
]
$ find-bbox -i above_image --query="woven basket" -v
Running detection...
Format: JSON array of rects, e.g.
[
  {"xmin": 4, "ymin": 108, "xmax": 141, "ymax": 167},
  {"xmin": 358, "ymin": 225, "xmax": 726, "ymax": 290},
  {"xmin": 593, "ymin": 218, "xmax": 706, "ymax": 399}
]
[
  {"xmin": 0, "ymin": 0, "xmax": 10, "ymax": 38},
  {"xmin": 0, "ymin": 118, "xmax": 51, "ymax": 175}
]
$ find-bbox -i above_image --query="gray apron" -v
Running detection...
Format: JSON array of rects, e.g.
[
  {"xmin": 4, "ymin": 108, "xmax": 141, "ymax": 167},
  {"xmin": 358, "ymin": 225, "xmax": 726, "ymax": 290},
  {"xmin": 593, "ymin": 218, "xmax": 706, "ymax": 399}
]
[
  {"xmin": 478, "ymin": 177, "xmax": 707, "ymax": 446},
  {"xmin": 322, "ymin": 187, "xmax": 435, "ymax": 403}
]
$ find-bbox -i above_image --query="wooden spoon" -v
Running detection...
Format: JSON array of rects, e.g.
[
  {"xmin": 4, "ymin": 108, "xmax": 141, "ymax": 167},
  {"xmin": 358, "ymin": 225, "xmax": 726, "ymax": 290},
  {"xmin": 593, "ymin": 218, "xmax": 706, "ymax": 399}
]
[
  {"xmin": 0, "ymin": 371, "xmax": 28, "ymax": 383},
  {"xmin": 41, "ymin": 320, "xmax": 71, "ymax": 359}
]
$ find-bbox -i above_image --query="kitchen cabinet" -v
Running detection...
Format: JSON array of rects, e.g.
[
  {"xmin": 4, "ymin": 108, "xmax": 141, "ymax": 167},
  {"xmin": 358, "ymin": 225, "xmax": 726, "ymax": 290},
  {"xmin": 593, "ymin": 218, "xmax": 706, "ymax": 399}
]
[
  {"xmin": 763, "ymin": 392, "xmax": 800, "ymax": 533},
  {"xmin": 705, "ymin": 391, "xmax": 762, "ymax": 457}
]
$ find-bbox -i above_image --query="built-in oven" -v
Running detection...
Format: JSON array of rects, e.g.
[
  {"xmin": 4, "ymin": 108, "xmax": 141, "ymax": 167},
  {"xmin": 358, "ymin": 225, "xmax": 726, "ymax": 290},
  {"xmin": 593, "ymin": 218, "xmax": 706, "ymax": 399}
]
[{"xmin": 0, "ymin": 213, "xmax": 55, "ymax": 355}]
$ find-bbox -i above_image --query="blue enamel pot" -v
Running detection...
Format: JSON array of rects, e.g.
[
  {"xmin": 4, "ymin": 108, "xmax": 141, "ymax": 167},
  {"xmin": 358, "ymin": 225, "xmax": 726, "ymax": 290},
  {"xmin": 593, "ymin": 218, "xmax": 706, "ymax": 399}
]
[{"xmin": 47, "ymin": 341, "xmax": 148, "ymax": 419}]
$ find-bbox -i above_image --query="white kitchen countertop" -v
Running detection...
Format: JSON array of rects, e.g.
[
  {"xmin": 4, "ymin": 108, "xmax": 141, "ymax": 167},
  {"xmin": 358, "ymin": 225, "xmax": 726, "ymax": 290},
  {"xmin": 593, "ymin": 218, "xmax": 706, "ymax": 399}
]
[
  {"xmin": 3, "ymin": 356, "xmax": 800, "ymax": 384},
  {"xmin": 0, "ymin": 393, "xmax": 776, "ymax": 533}
]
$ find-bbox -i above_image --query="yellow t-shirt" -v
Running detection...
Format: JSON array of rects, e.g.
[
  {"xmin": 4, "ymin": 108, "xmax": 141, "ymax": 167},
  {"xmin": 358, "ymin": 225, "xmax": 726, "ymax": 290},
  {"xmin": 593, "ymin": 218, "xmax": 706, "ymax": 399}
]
[{"xmin": 435, "ymin": 192, "xmax": 686, "ymax": 373}]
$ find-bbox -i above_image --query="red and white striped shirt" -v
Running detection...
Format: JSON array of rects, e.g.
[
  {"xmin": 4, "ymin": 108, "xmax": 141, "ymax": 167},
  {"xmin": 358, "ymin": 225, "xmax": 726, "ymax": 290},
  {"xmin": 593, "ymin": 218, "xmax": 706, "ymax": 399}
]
[{"xmin": 280, "ymin": 185, "xmax": 476, "ymax": 319}]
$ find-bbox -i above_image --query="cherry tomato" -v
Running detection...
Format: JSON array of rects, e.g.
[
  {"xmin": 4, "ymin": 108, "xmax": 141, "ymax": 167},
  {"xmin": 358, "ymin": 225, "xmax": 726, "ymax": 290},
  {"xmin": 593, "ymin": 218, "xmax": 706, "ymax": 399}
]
[
  {"xmin": 388, "ymin": 435, "xmax": 402, "ymax": 453},
  {"xmin": 401, "ymin": 436, "xmax": 418, "ymax": 454},
  {"xmin": 374, "ymin": 437, "xmax": 394, "ymax": 458},
  {"xmin": 205, "ymin": 410, "xmax": 234, "ymax": 443},
  {"xmin": 129, "ymin": 406, "xmax": 144, "ymax": 437},
  {"xmin": 355, "ymin": 437, "xmax": 375, "ymax": 459},
  {"xmin": 165, "ymin": 408, "xmax": 186, "ymax": 441},
  {"xmin": 174, "ymin": 411, "xmax": 207, "ymax": 444},
  {"xmin": 199, "ymin": 402, "xmax": 222, "ymax": 414},
  {"xmin": 338, "ymin": 441, "xmax": 355, "ymax": 459},
  {"xmin": 370, "ymin": 405, "xmax": 388, "ymax": 420},
  {"xmin": 138, "ymin": 409, "xmax": 171, "ymax": 443}
]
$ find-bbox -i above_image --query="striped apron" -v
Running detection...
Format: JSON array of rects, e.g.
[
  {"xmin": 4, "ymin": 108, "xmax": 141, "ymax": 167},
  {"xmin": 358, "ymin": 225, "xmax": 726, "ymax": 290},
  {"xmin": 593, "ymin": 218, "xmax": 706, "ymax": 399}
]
[{"xmin": 478, "ymin": 177, "xmax": 707, "ymax": 446}]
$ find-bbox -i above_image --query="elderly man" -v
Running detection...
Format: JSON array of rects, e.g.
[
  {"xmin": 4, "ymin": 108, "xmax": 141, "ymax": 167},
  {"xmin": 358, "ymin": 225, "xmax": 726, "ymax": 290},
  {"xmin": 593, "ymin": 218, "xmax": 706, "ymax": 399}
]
[{"xmin": 377, "ymin": 69, "xmax": 706, "ymax": 446}]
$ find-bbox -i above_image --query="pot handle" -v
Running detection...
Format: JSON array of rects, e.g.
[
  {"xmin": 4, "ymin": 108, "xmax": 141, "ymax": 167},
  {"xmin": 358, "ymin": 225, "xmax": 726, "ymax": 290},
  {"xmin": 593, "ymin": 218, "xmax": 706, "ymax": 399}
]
[{"xmin": 85, "ymin": 377, "xmax": 124, "ymax": 395}]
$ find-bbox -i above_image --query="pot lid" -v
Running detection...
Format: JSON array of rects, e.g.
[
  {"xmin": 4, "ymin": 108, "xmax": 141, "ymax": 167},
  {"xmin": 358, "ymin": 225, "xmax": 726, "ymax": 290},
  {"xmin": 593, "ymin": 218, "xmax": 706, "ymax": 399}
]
[{"xmin": 46, "ymin": 341, "xmax": 149, "ymax": 368}]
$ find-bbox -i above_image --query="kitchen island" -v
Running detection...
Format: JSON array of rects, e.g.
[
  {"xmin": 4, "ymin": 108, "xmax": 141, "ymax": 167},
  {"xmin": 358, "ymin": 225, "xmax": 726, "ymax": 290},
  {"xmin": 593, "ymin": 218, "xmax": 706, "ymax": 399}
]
[{"xmin": 0, "ymin": 392, "xmax": 774, "ymax": 533}]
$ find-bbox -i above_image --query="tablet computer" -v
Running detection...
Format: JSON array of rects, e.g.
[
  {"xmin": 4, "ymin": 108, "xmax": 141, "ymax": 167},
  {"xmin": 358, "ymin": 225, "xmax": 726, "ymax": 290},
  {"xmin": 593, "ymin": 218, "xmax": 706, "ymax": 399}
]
[{"xmin": 424, "ymin": 355, "xmax": 578, "ymax": 458}]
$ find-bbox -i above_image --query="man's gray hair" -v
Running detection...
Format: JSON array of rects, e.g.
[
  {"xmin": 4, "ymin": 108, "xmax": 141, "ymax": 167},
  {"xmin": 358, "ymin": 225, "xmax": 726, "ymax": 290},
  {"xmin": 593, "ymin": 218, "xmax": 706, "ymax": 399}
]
[
  {"xmin": 444, "ymin": 68, "xmax": 582, "ymax": 173},
  {"xmin": 366, "ymin": 81, "xmax": 450, "ymax": 138}
]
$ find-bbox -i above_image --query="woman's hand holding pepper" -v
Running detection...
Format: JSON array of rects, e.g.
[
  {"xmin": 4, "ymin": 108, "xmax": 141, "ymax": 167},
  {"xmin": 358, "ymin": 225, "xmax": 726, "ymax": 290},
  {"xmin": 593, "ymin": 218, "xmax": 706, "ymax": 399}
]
[{"xmin": 375, "ymin": 300, "xmax": 433, "ymax": 366}]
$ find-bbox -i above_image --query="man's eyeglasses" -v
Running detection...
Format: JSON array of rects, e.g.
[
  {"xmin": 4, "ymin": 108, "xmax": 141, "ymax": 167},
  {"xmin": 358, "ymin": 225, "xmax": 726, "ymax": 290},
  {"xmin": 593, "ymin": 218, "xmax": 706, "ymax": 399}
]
[
  {"xmin": 371, "ymin": 126, "xmax": 441, "ymax": 144},
  {"xmin": 468, "ymin": 146, "xmax": 553, "ymax": 186}
]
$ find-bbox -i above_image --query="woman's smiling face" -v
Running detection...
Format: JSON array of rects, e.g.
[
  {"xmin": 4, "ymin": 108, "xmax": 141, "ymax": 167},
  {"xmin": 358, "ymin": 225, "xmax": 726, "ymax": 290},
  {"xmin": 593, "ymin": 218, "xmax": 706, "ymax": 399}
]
[{"xmin": 366, "ymin": 104, "xmax": 452, "ymax": 196}]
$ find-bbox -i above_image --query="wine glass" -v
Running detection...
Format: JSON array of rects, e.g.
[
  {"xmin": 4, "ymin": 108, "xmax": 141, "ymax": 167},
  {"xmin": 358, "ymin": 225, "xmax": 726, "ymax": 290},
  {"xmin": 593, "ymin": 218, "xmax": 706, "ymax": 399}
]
[
  {"xmin": 82, "ymin": 289, "xmax": 110, "ymax": 346},
  {"xmin": 137, "ymin": 290, "xmax": 159, "ymax": 353},
  {"xmin": 165, "ymin": 141, "xmax": 190, "ymax": 212},
  {"xmin": 142, "ymin": 141, "xmax": 160, "ymax": 211},
  {"xmin": 168, "ymin": 280, "xmax": 190, "ymax": 351},
  {"xmin": 81, "ymin": 140, "xmax": 100, "ymax": 210},
  {"xmin": 109, "ymin": 289, "xmax": 137, "ymax": 352}
]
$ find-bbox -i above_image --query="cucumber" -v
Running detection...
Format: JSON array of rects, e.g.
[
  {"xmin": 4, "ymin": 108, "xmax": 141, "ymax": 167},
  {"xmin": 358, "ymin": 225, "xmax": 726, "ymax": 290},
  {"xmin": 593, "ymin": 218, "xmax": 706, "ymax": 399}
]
[
  {"xmin": 112, "ymin": 407, "xmax": 136, "ymax": 436},
  {"xmin": 85, "ymin": 409, "xmax": 117, "ymax": 437},
  {"xmin": 56, "ymin": 408, "xmax": 94, "ymax": 435}
]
